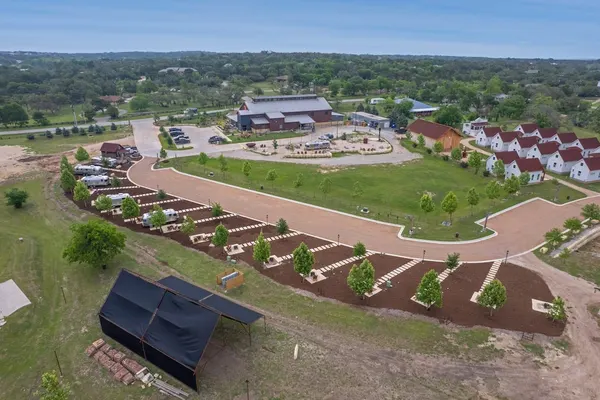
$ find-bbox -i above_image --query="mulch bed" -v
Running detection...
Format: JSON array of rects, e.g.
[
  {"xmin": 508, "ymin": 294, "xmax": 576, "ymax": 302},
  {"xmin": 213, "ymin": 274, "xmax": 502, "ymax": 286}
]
[{"xmin": 64, "ymin": 183, "xmax": 564, "ymax": 336}]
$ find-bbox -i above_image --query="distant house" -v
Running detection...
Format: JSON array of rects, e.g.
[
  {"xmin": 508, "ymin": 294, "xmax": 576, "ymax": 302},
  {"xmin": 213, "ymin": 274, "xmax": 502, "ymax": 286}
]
[
  {"xmin": 572, "ymin": 137, "xmax": 600, "ymax": 158},
  {"xmin": 351, "ymin": 112, "xmax": 390, "ymax": 128},
  {"xmin": 551, "ymin": 132, "xmax": 579, "ymax": 149},
  {"xmin": 531, "ymin": 127, "xmax": 559, "ymax": 143},
  {"xmin": 476, "ymin": 127, "xmax": 502, "ymax": 147},
  {"xmin": 508, "ymin": 136, "xmax": 539, "ymax": 158},
  {"xmin": 158, "ymin": 67, "xmax": 198, "ymax": 74},
  {"xmin": 394, "ymin": 98, "xmax": 440, "ymax": 116},
  {"xmin": 505, "ymin": 158, "xmax": 545, "ymax": 184},
  {"xmin": 100, "ymin": 142, "xmax": 127, "ymax": 160},
  {"xmin": 526, "ymin": 142, "xmax": 560, "ymax": 166},
  {"xmin": 406, "ymin": 119, "xmax": 462, "ymax": 151},
  {"xmin": 486, "ymin": 151, "xmax": 520, "ymax": 174},
  {"xmin": 546, "ymin": 148, "xmax": 584, "ymax": 174},
  {"xmin": 99, "ymin": 95, "xmax": 123, "ymax": 105},
  {"xmin": 515, "ymin": 123, "xmax": 539, "ymax": 136},
  {"xmin": 491, "ymin": 131, "xmax": 521, "ymax": 152},
  {"xmin": 570, "ymin": 158, "xmax": 600, "ymax": 183},
  {"xmin": 369, "ymin": 97, "xmax": 386, "ymax": 105},
  {"xmin": 462, "ymin": 117, "xmax": 489, "ymax": 137}
]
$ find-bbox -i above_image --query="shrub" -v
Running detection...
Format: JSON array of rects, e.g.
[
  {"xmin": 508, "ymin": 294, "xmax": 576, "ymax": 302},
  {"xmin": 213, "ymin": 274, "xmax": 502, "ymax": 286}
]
[
  {"xmin": 482, "ymin": 170, "xmax": 490, "ymax": 177},
  {"xmin": 460, "ymin": 161, "xmax": 468, "ymax": 168},
  {"xmin": 426, "ymin": 148, "xmax": 433, "ymax": 154},
  {"xmin": 156, "ymin": 189, "xmax": 167, "ymax": 200},
  {"xmin": 46, "ymin": 132, "xmax": 54, "ymax": 139},
  {"xmin": 341, "ymin": 132, "xmax": 347, "ymax": 140},
  {"xmin": 71, "ymin": 126, "xmax": 79, "ymax": 134},
  {"xmin": 55, "ymin": 127, "xmax": 62, "ymax": 135},
  {"xmin": 412, "ymin": 143, "xmax": 417, "ymax": 148},
  {"xmin": 88, "ymin": 124, "xmax": 95, "ymax": 133},
  {"xmin": 442, "ymin": 155, "xmax": 449, "ymax": 161},
  {"xmin": 62, "ymin": 128, "xmax": 70, "ymax": 137},
  {"xmin": 110, "ymin": 123, "xmax": 117, "ymax": 131},
  {"xmin": 167, "ymin": 136, "xmax": 173, "ymax": 146},
  {"xmin": 27, "ymin": 134, "xmax": 35, "ymax": 140},
  {"xmin": 353, "ymin": 241, "xmax": 367, "ymax": 257},
  {"xmin": 211, "ymin": 202, "xmax": 224, "ymax": 217}
]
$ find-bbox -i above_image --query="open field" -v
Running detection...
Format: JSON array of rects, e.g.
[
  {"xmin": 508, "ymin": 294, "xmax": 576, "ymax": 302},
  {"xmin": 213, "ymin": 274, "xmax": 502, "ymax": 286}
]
[
  {"xmin": 0, "ymin": 105, "xmax": 88, "ymax": 132},
  {"xmin": 536, "ymin": 236, "xmax": 600, "ymax": 285},
  {"xmin": 0, "ymin": 126, "xmax": 132, "ymax": 154},
  {"xmin": 0, "ymin": 177, "xmax": 540, "ymax": 400},
  {"xmin": 161, "ymin": 147, "xmax": 584, "ymax": 241}
]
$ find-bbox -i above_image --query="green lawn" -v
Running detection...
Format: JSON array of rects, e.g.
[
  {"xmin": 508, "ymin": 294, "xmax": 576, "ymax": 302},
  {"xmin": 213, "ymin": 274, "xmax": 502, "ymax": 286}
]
[
  {"xmin": 535, "ymin": 237, "xmax": 600, "ymax": 285},
  {"xmin": 226, "ymin": 130, "xmax": 307, "ymax": 144},
  {"xmin": 0, "ymin": 178, "xmax": 502, "ymax": 399},
  {"xmin": 158, "ymin": 133, "xmax": 193, "ymax": 151},
  {"xmin": 161, "ymin": 144, "xmax": 585, "ymax": 241},
  {"xmin": 0, "ymin": 105, "xmax": 91, "ymax": 132},
  {"xmin": 0, "ymin": 126, "xmax": 132, "ymax": 154},
  {"xmin": 545, "ymin": 170, "xmax": 600, "ymax": 193}
]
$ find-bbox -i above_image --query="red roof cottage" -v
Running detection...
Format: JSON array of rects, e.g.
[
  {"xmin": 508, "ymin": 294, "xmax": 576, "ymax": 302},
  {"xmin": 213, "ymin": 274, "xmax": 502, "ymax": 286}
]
[
  {"xmin": 486, "ymin": 151, "xmax": 520, "ymax": 174},
  {"xmin": 476, "ymin": 126, "xmax": 502, "ymax": 147},
  {"xmin": 505, "ymin": 158, "xmax": 545, "ymax": 184}
]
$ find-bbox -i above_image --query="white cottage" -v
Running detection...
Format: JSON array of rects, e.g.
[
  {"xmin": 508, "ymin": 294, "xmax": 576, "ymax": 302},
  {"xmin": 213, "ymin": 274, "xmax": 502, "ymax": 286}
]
[
  {"xmin": 514, "ymin": 123, "xmax": 539, "ymax": 136},
  {"xmin": 549, "ymin": 132, "xmax": 579, "ymax": 149},
  {"xmin": 526, "ymin": 141, "xmax": 560, "ymax": 166},
  {"xmin": 491, "ymin": 131, "xmax": 521, "ymax": 152},
  {"xmin": 572, "ymin": 137, "xmax": 600, "ymax": 158},
  {"xmin": 505, "ymin": 158, "xmax": 545, "ymax": 184},
  {"xmin": 570, "ymin": 158, "xmax": 600, "ymax": 183},
  {"xmin": 462, "ymin": 118, "xmax": 489, "ymax": 137},
  {"xmin": 475, "ymin": 127, "xmax": 502, "ymax": 147},
  {"xmin": 530, "ymin": 127, "xmax": 558, "ymax": 143},
  {"xmin": 546, "ymin": 148, "xmax": 583, "ymax": 174},
  {"xmin": 508, "ymin": 136, "xmax": 539, "ymax": 158},
  {"xmin": 486, "ymin": 151, "xmax": 520, "ymax": 174}
]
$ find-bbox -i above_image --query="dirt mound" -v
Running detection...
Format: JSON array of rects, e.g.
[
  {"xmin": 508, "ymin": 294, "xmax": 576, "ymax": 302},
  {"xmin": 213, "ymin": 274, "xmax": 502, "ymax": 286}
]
[{"xmin": 18, "ymin": 155, "xmax": 52, "ymax": 163}]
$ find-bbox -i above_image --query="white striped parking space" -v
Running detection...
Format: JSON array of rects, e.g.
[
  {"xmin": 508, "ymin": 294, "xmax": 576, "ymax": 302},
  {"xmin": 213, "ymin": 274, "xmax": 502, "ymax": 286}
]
[
  {"xmin": 278, "ymin": 242, "xmax": 338, "ymax": 262},
  {"xmin": 94, "ymin": 185, "xmax": 138, "ymax": 192},
  {"xmin": 238, "ymin": 232, "xmax": 300, "ymax": 248},
  {"xmin": 316, "ymin": 251, "xmax": 376, "ymax": 274}
]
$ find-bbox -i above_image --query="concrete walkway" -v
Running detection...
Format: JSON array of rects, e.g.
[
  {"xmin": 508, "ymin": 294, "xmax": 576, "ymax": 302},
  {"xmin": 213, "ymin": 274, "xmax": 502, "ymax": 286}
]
[{"xmin": 128, "ymin": 157, "xmax": 600, "ymax": 262}]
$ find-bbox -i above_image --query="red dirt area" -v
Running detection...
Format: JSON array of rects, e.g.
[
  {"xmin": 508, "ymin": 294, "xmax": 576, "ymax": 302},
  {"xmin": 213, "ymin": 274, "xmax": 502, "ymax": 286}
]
[
  {"xmin": 268, "ymin": 234, "xmax": 330, "ymax": 257},
  {"xmin": 194, "ymin": 216, "xmax": 258, "ymax": 234},
  {"xmin": 178, "ymin": 208, "xmax": 214, "ymax": 221},
  {"xmin": 228, "ymin": 225, "xmax": 280, "ymax": 243},
  {"xmin": 313, "ymin": 246, "xmax": 356, "ymax": 269}
]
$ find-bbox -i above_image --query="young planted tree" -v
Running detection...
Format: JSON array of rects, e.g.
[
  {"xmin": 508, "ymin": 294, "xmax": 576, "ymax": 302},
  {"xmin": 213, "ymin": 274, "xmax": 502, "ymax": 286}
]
[
  {"xmin": 60, "ymin": 155, "xmax": 74, "ymax": 175},
  {"xmin": 211, "ymin": 202, "xmax": 224, "ymax": 217},
  {"xmin": 477, "ymin": 279, "xmax": 507, "ymax": 316},
  {"xmin": 563, "ymin": 217, "xmax": 583, "ymax": 233},
  {"xmin": 159, "ymin": 148, "xmax": 167, "ymax": 159},
  {"xmin": 218, "ymin": 154, "xmax": 228, "ymax": 177},
  {"xmin": 149, "ymin": 205, "xmax": 168, "ymax": 228},
  {"xmin": 60, "ymin": 169, "xmax": 77, "ymax": 193},
  {"xmin": 198, "ymin": 152, "xmax": 209, "ymax": 173},
  {"xmin": 180, "ymin": 215, "xmax": 196, "ymax": 235},
  {"xmin": 468, "ymin": 151, "xmax": 483, "ymax": 175},
  {"xmin": 352, "ymin": 181, "xmax": 364, "ymax": 201},
  {"xmin": 319, "ymin": 177, "xmax": 332, "ymax": 199},
  {"xmin": 405, "ymin": 131, "xmax": 413, "ymax": 142},
  {"xmin": 156, "ymin": 189, "xmax": 167, "ymax": 200},
  {"xmin": 293, "ymin": 242, "xmax": 314, "ymax": 279},
  {"xmin": 485, "ymin": 180, "xmax": 501, "ymax": 205},
  {"xmin": 75, "ymin": 146, "xmax": 89, "ymax": 162},
  {"xmin": 548, "ymin": 296, "xmax": 567, "ymax": 322},
  {"xmin": 544, "ymin": 228, "xmax": 563, "ymax": 248},
  {"xmin": 558, "ymin": 248, "xmax": 571, "ymax": 263},
  {"xmin": 420, "ymin": 193, "xmax": 435, "ymax": 218},
  {"xmin": 253, "ymin": 231, "xmax": 271, "ymax": 263},
  {"xmin": 415, "ymin": 270, "xmax": 443, "ymax": 310},
  {"xmin": 276, "ymin": 218, "xmax": 289, "ymax": 235},
  {"xmin": 62, "ymin": 219, "xmax": 126, "ymax": 269},
  {"xmin": 466, "ymin": 187, "xmax": 479, "ymax": 216},
  {"xmin": 551, "ymin": 178, "xmax": 561, "ymax": 202},
  {"xmin": 110, "ymin": 176, "xmax": 122, "ymax": 187},
  {"xmin": 441, "ymin": 191, "xmax": 458, "ymax": 224},
  {"xmin": 450, "ymin": 147, "xmax": 462, "ymax": 162},
  {"xmin": 492, "ymin": 159, "xmax": 505, "ymax": 179},
  {"xmin": 504, "ymin": 175, "xmax": 521, "ymax": 195},
  {"xmin": 346, "ymin": 238, "xmax": 365, "ymax": 257},
  {"xmin": 73, "ymin": 181, "xmax": 91, "ymax": 206},
  {"xmin": 272, "ymin": 139, "xmax": 279, "ymax": 150},
  {"xmin": 417, "ymin": 134, "xmax": 426, "ymax": 147},
  {"xmin": 242, "ymin": 160, "xmax": 252, "ymax": 180},
  {"xmin": 5, "ymin": 188, "xmax": 29, "ymax": 209},
  {"xmin": 433, "ymin": 141, "xmax": 444, "ymax": 155},
  {"xmin": 101, "ymin": 157, "xmax": 110, "ymax": 168},
  {"xmin": 121, "ymin": 196, "xmax": 140, "ymax": 220},
  {"xmin": 36, "ymin": 371, "xmax": 70, "ymax": 400},
  {"xmin": 347, "ymin": 258, "xmax": 375, "ymax": 298},
  {"xmin": 94, "ymin": 194, "xmax": 113, "ymax": 213},
  {"xmin": 445, "ymin": 252, "xmax": 460, "ymax": 272},
  {"xmin": 582, "ymin": 203, "xmax": 600, "ymax": 221},
  {"xmin": 519, "ymin": 172, "xmax": 531, "ymax": 186},
  {"xmin": 212, "ymin": 223, "xmax": 229, "ymax": 249},
  {"xmin": 266, "ymin": 169, "xmax": 278, "ymax": 187},
  {"xmin": 293, "ymin": 173, "xmax": 304, "ymax": 189}
]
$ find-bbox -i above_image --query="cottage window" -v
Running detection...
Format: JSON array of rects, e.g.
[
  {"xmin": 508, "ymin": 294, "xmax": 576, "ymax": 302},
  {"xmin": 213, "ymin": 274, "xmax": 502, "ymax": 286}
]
[
  {"xmin": 553, "ymin": 163, "xmax": 556, "ymax": 167},
  {"xmin": 578, "ymin": 171, "xmax": 581, "ymax": 176}
]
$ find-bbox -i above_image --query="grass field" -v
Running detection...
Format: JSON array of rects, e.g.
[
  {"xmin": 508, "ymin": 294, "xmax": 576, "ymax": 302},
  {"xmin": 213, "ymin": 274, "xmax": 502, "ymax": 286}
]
[
  {"xmin": 0, "ymin": 178, "xmax": 501, "ymax": 399},
  {"xmin": 0, "ymin": 126, "xmax": 132, "ymax": 154},
  {"xmin": 158, "ymin": 133, "xmax": 193, "ymax": 151},
  {"xmin": 545, "ymin": 170, "xmax": 600, "ymax": 192},
  {"xmin": 226, "ymin": 130, "xmax": 307, "ymax": 144},
  {"xmin": 0, "ymin": 105, "xmax": 91, "ymax": 132},
  {"xmin": 535, "ymin": 237, "xmax": 600, "ymax": 285},
  {"xmin": 162, "ymin": 146, "xmax": 585, "ymax": 241}
]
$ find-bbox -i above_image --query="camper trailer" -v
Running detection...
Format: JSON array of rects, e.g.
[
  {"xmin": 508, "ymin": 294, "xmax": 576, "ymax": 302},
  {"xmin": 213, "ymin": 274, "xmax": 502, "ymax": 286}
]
[
  {"xmin": 90, "ymin": 156, "xmax": 118, "ymax": 168},
  {"xmin": 74, "ymin": 164, "xmax": 105, "ymax": 176},
  {"xmin": 81, "ymin": 175, "xmax": 110, "ymax": 187},
  {"xmin": 106, "ymin": 193, "xmax": 131, "ymax": 208},
  {"xmin": 141, "ymin": 208, "xmax": 179, "ymax": 227},
  {"xmin": 304, "ymin": 140, "xmax": 331, "ymax": 150}
]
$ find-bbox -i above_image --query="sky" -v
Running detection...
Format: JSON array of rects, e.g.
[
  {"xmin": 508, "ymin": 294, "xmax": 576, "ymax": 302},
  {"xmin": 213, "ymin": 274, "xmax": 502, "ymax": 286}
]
[{"xmin": 1, "ymin": 0, "xmax": 599, "ymax": 59}]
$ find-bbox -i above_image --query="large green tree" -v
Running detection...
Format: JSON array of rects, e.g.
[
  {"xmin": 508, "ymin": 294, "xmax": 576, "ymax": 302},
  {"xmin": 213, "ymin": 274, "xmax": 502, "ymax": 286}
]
[
  {"xmin": 73, "ymin": 181, "xmax": 91, "ymax": 206},
  {"xmin": 149, "ymin": 205, "xmax": 168, "ymax": 228},
  {"xmin": 94, "ymin": 194, "xmax": 113, "ymax": 213},
  {"xmin": 477, "ymin": 279, "xmax": 507, "ymax": 316},
  {"xmin": 434, "ymin": 105, "xmax": 463, "ymax": 127},
  {"xmin": 60, "ymin": 170, "xmax": 76, "ymax": 193},
  {"xmin": 347, "ymin": 259, "xmax": 375, "ymax": 298},
  {"xmin": 212, "ymin": 223, "xmax": 229, "ymax": 248},
  {"xmin": 415, "ymin": 270, "xmax": 442, "ymax": 310},
  {"xmin": 121, "ymin": 196, "xmax": 140, "ymax": 219},
  {"xmin": 62, "ymin": 219, "xmax": 126, "ymax": 269}
]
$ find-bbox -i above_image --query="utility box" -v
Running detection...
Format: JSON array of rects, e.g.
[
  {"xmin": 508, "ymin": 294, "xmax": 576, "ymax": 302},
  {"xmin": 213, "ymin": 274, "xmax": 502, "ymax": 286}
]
[{"xmin": 216, "ymin": 268, "xmax": 244, "ymax": 291}]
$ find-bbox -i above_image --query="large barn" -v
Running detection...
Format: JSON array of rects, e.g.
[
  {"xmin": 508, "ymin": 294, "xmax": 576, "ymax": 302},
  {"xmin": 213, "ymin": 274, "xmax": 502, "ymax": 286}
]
[{"xmin": 229, "ymin": 94, "xmax": 339, "ymax": 133}]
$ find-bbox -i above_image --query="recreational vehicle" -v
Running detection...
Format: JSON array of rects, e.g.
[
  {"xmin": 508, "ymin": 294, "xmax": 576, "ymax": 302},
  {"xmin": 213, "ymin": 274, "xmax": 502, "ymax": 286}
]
[
  {"xmin": 90, "ymin": 156, "xmax": 118, "ymax": 168},
  {"xmin": 304, "ymin": 140, "xmax": 331, "ymax": 150},
  {"xmin": 74, "ymin": 164, "xmax": 105, "ymax": 176},
  {"xmin": 106, "ymin": 193, "xmax": 131, "ymax": 208},
  {"xmin": 80, "ymin": 175, "xmax": 110, "ymax": 187},
  {"xmin": 141, "ymin": 208, "xmax": 179, "ymax": 227}
]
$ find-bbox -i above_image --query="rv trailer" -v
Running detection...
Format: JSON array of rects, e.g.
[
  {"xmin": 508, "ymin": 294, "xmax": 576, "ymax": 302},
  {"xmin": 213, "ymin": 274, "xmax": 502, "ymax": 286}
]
[
  {"xmin": 80, "ymin": 175, "xmax": 110, "ymax": 187},
  {"xmin": 106, "ymin": 193, "xmax": 131, "ymax": 208},
  {"xmin": 74, "ymin": 164, "xmax": 105, "ymax": 176},
  {"xmin": 141, "ymin": 208, "xmax": 179, "ymax": 227}
]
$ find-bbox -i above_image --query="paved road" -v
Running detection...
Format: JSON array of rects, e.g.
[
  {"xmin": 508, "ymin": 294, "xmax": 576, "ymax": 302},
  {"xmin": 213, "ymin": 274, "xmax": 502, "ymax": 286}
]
[{"xmin": 128, "ymin": 156, "xmax": 600, "ymax": 262}]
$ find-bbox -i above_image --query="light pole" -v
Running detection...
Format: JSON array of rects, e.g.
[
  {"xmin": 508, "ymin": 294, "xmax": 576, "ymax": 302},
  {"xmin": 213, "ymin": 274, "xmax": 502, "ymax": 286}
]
[
  {"xmin": 481, "ymin": 212, "xmax": 490, "ymax": 232},
  {"xmin": 504, "ymin": 250, "xmax": 509, "ymax": 264},
  {"xmin": 422, "ymin": 250, "xmax": 426, "ymax": 263}
]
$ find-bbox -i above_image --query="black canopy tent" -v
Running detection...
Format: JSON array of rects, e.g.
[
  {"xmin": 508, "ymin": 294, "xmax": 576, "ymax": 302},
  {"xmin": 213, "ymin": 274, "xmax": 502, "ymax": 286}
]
[{"xmin": 99, "ymin": 270, "xmax": 264, "ymax": 391}]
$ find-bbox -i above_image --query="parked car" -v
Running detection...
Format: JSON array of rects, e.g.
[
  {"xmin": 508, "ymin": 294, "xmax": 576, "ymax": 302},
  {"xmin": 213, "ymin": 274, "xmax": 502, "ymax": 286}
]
[
  {"xmin": 208, "ymin": 136, "xmax": 225, "ymax": 144},
  {"xmin": 168, "ymin": 127, "xmax": 182, "ymax": 132},
  {"xmin": 174, "ymin": 138, "xmax": 191, "ymax": 144},
  {"xmin": 394, "ymin": 127, "xmax": 407, "ymax": 134},
  {"xmin": 170, "ymin": 131, "xmax": 185, "ymax": 137}
]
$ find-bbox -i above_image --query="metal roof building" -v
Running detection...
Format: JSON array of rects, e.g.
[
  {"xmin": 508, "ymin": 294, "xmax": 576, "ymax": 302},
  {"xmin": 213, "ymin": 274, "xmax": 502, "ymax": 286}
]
[{"xmin": 394, "ymin": 98, "xmax": 440, "ymax": 115}]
